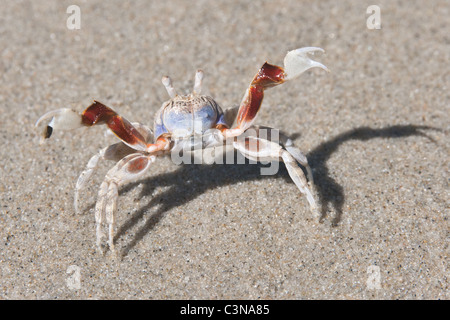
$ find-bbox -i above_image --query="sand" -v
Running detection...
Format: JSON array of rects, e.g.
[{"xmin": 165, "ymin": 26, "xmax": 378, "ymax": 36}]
[{"xmin": 0, "ymin": 0, "xmax": 448, "ymax": 299}]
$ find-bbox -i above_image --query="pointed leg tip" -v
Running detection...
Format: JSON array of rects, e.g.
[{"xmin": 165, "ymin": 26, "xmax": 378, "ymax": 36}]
[{"xmin": 96, "ymin": 245, "xmax": 105, "ymax": 256}]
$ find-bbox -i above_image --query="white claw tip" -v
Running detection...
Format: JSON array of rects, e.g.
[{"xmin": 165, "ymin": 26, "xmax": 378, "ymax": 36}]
[
  {"xmin": 35, "ymin": 108, "xmax": 82, "ymax": 141},
  {"xmin": 284, "ymin": 47, "xmax": 329, "ymax": 80}
]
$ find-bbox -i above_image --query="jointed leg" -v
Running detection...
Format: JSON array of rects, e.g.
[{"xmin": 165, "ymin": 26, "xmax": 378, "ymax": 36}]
[
  {"xmin": 74, "ymin": 147, "xmax": 108, "ymax": 214},
  {"xmin": 74, "ymin": 122, "xmax": 155, "ymax": 213},
  {"xmin": 240, "ymin": 125, "xmax": 314, "ymax": 183},
  {"xmin": 220, "ymin": 47, "xmax": 328, "ymax": 138},
  {"xmin": 36, "ymin": 101, "xmax": 168, "ymax": 153},
  {"xmin": 233, "ymin": 128, "xmax": 317, "ymax": 214},
  {"xmin": 74, "ymin": 143, "xmax": 137, "ymax": 214},
  {"xmin": 95, "ymin": 153, "xmax": 156, "ymax": 254},
  {"xmin": 277, "ymin": 129, "xmax": 314, "ymax": 184},
  {"xmin": 280, "ymin": 149, "xmax": 317, "ymax": 213}
]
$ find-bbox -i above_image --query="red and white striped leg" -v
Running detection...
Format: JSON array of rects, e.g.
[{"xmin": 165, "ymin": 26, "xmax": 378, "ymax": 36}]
[
  {"xmin": 36, "ymin": 101, "xmax": 169, "ymax": 153},
  {"xmin": 220, "ymin": 47, "xmax": 328, "ymax": 138}
]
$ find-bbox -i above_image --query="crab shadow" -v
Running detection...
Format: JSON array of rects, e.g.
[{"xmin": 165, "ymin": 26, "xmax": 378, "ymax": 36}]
[{"xmin": 112, "ymin": 124, "xmax": 438, "ymax": 257}]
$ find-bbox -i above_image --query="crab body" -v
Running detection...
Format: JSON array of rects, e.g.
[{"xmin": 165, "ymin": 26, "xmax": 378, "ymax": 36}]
[
  {"xmin": 36, "ymin": 47, "xmax": 328, "ymax": 255},
  {"xmin": 155, "ymin": 93, "xmax": 226, "ymax": 140}
]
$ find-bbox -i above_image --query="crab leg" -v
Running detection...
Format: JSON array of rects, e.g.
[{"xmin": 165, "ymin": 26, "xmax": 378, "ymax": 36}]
[
  {"xmin": 95, "ymin": 153, "xmax": 156, "ymax": 254},
  {"xmin": 36, "ymin": 101, "xmax": 168, "ymax": 153},
  {"xmin": 280, "ymin": 150, "xmax": 317, "ymax": 214},
  {"xmin": 74, "ymin": 146, "xmax": 109, "ymax": 214},
  {"xmin": 74, "ymin": 122, "xmax": 154, "ymax": 214},
  {"xmin": 233, "ymin": 127, "xmax": 317, "ymax": 214},
  {"xmin": 258, "ymin": 125, "xmax": 314, "ymax": 184},
  {"xmin": 221, "ymin": 47, "xmax": 328, "ymax": 138},
  {"xmin": 74, "ymin": 142, "xmax": 136, "ymax": 213}
]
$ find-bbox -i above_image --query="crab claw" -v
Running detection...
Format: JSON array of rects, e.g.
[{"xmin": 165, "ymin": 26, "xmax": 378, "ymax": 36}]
[
  {"xmin": 35, "ymin": 108, "xmax": 83, "ymax": 142},
  {"xmin": 284, "ymin": 47, "xmax": 329, "ymax": 81}
]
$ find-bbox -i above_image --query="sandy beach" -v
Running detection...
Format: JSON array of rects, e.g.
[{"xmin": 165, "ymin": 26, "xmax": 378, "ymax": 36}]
[{"xmin": 0, "ymin": 0, "xmax": 448, "ymax": 299}]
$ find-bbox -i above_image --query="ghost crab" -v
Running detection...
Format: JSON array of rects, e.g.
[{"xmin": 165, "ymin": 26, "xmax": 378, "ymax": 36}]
[{"xmin": 36, "ymin": 47, "xmax": 328, "ymax": 254}]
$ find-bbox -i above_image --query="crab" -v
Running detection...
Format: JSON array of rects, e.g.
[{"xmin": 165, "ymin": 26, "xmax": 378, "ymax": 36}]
[{"xmin": 36, "ymin": 47, "xmax": 328, "ymax": 254}]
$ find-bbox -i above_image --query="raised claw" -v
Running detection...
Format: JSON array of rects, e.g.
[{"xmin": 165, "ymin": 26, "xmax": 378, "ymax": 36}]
[
  {"xmin": 35, "ymin": 108, "xmax": 82, "ymax": 141},
  {"xmin": 220, "ymin": 47, "xmax": 328, "ymax": 139},
  {"xmin": 284, "ymin": 47, "xmax": 329, "ymax": 81},
  {"xmin": 36, "ymin": 102, "xmax": 159, "ymax": 152}
]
